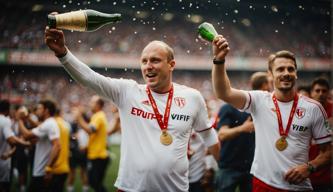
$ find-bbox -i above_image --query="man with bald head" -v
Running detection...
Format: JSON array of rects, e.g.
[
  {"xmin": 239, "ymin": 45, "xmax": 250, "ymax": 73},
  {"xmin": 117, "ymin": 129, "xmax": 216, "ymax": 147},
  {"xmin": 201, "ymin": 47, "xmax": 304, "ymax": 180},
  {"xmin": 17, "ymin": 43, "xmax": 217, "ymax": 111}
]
[{"xmin": 45, "ymin": 26, "xmax": 220, "ymax": 191}]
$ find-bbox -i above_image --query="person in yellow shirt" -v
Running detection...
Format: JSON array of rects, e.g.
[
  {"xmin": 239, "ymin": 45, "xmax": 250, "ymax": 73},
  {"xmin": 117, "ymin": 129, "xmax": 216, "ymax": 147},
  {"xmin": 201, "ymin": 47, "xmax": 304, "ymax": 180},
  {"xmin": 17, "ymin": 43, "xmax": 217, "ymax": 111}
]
[
  {"xmin": 46, "ymin": 109, "xmax": 70, "ymax": 192},
  {"xmin": 74, "ymin": 95, "xmax": 109, "ymax": 192}
]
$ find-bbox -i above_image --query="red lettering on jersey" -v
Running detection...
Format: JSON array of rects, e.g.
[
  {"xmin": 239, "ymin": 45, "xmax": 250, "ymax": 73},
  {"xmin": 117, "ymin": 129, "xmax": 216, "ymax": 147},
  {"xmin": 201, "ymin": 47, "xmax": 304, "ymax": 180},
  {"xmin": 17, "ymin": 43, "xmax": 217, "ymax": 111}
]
[
  {"xmin": 131, "ymin": 107, "xmax": 137, "ymax": 115},
  {"xmin": 130, "ymin": 107, "xmax": 156, "ymax": 120},
  {"xmin": 174, "ymin": 97, "xmax": 186, "ymax": 108}
]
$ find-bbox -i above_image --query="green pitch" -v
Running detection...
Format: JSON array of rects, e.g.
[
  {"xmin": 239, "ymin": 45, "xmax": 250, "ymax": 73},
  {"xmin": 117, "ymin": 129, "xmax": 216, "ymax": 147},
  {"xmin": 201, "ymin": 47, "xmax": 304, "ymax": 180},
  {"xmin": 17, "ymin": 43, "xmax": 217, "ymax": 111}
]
[
  {"xmin": 10, "ymin": 144, "xmax": 121, "ymax": 192},
  {"xmin": 73, "ymin": 144, "xmax": 120, "ymax": 192}
]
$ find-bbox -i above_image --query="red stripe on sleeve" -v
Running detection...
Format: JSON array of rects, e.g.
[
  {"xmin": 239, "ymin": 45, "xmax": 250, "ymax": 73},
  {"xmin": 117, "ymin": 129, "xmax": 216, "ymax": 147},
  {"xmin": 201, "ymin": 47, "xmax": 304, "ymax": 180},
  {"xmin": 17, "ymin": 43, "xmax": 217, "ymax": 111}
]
[
  {"xmin": 303, "ymin": 97, "xmax": 328, "ymax": 119},
  {"xmin": 245, "ymin": 92, "xmax": 252, "ymax": 110},
  {"xmin": 314, "ymin": 135, "xmax": 331, "ymax": 141},
  {"xmin": 196, "ymin": 127, "xmax": 212, "ymax": 132}
]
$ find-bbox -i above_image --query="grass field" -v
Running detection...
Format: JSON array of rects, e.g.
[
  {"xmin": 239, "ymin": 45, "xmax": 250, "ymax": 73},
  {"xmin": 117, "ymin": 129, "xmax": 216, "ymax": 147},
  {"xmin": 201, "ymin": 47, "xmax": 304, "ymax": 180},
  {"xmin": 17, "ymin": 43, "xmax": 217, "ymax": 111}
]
[{"xmin": 11, "ymin": 144, "xmax": 121, "ymax": 192}]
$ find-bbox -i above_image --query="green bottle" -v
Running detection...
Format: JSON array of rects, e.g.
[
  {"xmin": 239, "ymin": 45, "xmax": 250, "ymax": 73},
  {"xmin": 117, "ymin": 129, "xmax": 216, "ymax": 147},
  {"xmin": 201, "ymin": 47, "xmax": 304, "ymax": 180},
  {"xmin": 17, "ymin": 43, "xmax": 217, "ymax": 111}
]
[
  {"xmin": 198, "ymin": 22, "xmax": 218, "ymax": 42},
  {"xmin": 47, "ymin": 9, "xmax": 121, "ymax": 32}
]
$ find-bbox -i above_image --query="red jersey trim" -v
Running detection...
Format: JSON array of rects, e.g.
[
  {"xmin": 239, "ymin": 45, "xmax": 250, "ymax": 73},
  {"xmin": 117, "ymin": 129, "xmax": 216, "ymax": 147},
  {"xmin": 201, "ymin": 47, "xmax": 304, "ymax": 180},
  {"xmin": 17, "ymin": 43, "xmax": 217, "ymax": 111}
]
[
  {"xmin": 196, "ymin": 127, "xmax": 212, "ymax": 132},
  {"xmin": 303, "ymin": 96, "xmax": 328, "ymax": 119},
  {"xmin": 244, "ymin": 92, "xmax": 252, "ymax": 110},
  {"xmin": 314, "ymin": 134, "xmax": 331, "ymax": 141},
  {"xmin": 252, "ymin": 177, "xmax": 289, "ymax": 192}
]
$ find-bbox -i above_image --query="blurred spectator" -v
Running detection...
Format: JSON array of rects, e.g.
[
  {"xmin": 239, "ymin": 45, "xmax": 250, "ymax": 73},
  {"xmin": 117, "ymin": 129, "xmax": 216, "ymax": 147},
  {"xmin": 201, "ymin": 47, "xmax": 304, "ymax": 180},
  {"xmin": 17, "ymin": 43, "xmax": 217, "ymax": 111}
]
[
  {"xmin": 309, "ymin": 77, "xmax": 332, "ymax": 192},
  {"xmin": 297, "ymin": 85, "xmax": 311, "ymax": 97}
]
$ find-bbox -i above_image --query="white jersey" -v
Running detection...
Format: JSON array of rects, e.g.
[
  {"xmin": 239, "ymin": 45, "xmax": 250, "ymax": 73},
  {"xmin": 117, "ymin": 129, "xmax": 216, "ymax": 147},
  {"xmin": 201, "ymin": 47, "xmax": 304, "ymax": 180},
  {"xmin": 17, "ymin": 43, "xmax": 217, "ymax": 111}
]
[
  {"xmin": 188, "ymin": 132, "xmax": 206, "ymax": 183},
  {"xmin": 77, "ymin": 128, "xmax": 89, "ymax": 149},
  {"xmin": 0, "ymin": 115, "xmax": 14, "ymax": 182},
  {"xmin": 32, "ymin": 117, "xmax": 60, "ymax": 176},
  {"xmin": 60, "ymin": 51, "xmax": 218, "ymax": 192},
  {"xmin": 243, "ymin": 91, "xmax": 331, "ymax": 191}
]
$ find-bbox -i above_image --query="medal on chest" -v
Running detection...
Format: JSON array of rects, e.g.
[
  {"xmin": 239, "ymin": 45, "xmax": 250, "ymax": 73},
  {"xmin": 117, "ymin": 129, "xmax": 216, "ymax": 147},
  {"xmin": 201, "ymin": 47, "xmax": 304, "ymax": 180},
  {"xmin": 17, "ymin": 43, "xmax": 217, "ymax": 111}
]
[
  {"xmin": 272, "ymin": 94, "xmax": 299, "ymax": 151},
  {"xmin": 275, "ymin": 136, "xmax": 288, "ymax": 151},
  {"xmin": 160, "ymin": 130, "xmax": 173, "ymax": 146},
  {"xmin": 146, "ymin": 85, "xmax": 174, "ymax": 146}
]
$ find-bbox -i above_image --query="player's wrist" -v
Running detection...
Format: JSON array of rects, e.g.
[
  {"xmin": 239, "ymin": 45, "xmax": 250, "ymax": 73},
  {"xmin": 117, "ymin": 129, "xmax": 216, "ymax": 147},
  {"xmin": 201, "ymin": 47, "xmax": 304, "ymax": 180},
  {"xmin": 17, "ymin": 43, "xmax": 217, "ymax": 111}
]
[
  {"xmin": 306, "ymin": 162, "xmax": 316, "ymax": 174},
  {"xmin": 55, "ymin": 47, "xmax": 68, "ymax": 58},
  {"xmin": 213, "ymin": 58, "xmax": 225, "ymax": 65}
]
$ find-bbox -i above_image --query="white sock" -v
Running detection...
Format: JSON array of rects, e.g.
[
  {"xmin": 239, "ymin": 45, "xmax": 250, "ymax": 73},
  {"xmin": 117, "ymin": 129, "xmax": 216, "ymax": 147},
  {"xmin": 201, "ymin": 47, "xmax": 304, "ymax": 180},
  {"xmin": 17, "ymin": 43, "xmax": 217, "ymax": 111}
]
[{"xmin": 67, "ymin": 185, "xmax": 74, "ymax": 192}]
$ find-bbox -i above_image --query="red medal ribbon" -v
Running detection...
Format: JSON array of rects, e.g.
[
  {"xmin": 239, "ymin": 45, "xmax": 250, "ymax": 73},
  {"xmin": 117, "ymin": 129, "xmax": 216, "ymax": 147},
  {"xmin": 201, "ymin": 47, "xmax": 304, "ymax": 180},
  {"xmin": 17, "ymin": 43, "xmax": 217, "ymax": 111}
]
[
  {"xmin": 146, "ymin": 85, "xmax": 173, "ymax": 131},
  {"xmin": 272, "ymin": 94, "xmax": 299, "ymax": 137}
]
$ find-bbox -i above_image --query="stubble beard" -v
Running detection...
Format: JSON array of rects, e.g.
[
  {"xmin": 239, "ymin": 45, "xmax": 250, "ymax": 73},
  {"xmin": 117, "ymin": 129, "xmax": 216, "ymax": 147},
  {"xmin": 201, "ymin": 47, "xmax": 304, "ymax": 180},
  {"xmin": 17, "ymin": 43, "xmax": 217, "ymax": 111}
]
[{"xmin": 277, "ymin": 82, "xmax": 295, "ymax": 93}]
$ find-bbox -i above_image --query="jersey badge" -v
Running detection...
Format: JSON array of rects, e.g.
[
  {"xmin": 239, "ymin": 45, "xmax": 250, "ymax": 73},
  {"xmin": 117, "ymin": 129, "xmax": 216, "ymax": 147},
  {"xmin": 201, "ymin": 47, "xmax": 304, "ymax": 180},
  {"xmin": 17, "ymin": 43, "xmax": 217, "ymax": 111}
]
[
  {"xmin": 295, "ymin": 107, "xmax": 306, "ymax": 119},
  {"xmin": 141, "ymin": 100, "xmax": 151, "ymax": 106},
  {"xmin": 174, "ymin": 97, "xmax": 186, "ymax": 108}
]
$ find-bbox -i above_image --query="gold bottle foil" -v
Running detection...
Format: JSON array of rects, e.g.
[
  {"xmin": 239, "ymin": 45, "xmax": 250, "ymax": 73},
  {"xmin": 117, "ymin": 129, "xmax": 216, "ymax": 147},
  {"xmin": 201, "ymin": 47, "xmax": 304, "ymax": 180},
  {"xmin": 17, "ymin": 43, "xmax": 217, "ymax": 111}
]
[{"xmin": 55, "ymin": 10, "xmax": 87, "ymax": 31}]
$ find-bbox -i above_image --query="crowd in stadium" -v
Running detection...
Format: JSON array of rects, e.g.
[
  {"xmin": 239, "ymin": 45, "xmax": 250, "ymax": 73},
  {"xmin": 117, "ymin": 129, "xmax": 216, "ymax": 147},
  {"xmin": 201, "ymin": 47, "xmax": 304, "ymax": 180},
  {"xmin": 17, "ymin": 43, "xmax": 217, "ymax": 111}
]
[{"xmin": 0, "ymin": 1, "xmax": 331, "ymax": 59}]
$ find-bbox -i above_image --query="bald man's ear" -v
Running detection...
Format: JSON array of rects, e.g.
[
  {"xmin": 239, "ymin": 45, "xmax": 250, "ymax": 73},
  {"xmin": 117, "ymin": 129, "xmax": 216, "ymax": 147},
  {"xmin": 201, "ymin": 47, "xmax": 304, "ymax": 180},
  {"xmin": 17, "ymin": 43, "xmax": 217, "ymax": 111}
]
[{"xmin": 169, "ymin": 60, "xmax": 176, "ymax": 71}]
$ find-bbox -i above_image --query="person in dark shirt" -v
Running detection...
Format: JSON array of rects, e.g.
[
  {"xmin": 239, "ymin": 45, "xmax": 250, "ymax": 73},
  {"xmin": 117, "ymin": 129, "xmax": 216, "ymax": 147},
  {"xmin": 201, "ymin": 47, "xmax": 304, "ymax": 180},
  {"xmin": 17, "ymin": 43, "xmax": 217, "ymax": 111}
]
[{"xmin": 215, "ymin": 72, "xmax": 269, "ymax": 192}]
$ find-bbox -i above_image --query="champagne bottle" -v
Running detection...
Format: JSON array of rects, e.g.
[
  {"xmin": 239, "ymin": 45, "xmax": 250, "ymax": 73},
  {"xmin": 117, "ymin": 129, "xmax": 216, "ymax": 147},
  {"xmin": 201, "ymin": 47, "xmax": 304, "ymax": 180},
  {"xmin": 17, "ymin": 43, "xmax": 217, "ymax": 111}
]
[
  {"xmin": 47, "ymin": 9, "xmax": 121, "ymax": 32},
  {"xmin": 198, "ymin": 22, "xmax": 218, "ymax": 42}
]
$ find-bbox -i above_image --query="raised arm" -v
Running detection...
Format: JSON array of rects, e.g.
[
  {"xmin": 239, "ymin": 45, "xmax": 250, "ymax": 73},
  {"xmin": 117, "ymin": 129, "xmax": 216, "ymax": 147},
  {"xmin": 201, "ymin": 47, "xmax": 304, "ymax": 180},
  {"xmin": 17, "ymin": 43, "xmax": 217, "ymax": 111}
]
[
  {"xmin": 44, "ymin": 25, "xmax": 118, "ymax": 100},
  {"xmin": 212, "ymin": 35, "xmax": 247, "ymax": 109}
]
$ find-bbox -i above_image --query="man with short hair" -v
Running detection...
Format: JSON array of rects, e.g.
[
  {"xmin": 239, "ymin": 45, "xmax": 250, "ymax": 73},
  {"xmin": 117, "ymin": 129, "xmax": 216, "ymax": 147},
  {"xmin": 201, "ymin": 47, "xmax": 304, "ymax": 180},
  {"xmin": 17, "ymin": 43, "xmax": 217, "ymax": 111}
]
[
  {"xmin": 74, "ymin": 95, "xmax": 109, "ymax": 192},
  {"xmin": 45, "ymin": 24, "xmax": 220, "ymax": 191},
  {"xmin": 18, "ymin": 100, "xmax": 61, "ymax": 192},
  {"xmin": 211, "ymin": 34, "xmax": 331, "ymax": 191},
  {"xmin": 310, "ymin": 77, "xmax": 332, "ymax": 119},
  {"xmin": 309, "ymin": 77, "xmax": 332, "ymax": 192}
]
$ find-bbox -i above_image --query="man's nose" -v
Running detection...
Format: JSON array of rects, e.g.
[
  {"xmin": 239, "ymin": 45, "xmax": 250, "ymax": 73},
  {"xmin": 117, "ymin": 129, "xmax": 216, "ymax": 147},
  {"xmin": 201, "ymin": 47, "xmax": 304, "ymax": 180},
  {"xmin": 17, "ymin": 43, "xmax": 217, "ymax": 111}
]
[
  {"xmin": 146, "ymin": 61, "xmax": 154, "ymax": 69},
  {"xmin": 283, "ymin": 69, "xmax": 290, "ymax": 75}
]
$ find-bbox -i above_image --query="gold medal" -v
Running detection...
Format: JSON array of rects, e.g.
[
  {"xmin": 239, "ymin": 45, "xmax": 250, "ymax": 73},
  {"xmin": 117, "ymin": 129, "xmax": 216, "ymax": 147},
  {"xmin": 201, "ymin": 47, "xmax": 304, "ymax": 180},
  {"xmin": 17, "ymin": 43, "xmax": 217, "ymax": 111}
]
[
  {"xmin": 275, "ymin": 136, "xmax": 288, "ymax": 151},
  {"xmin": 160, "ymin": 131, "xmax": 173, "ymax": 146}
]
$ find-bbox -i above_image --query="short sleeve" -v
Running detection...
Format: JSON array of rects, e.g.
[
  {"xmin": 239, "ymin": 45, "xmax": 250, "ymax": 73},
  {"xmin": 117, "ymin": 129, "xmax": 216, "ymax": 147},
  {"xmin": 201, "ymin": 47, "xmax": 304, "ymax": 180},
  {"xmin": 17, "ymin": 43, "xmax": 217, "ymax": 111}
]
[
  {"xmin": 32, "ymin": 119, "xmax": 59, "ymax": 140},
  {"xmin": 192, "ymin": 91, "xmax": 218, "ymax": 147},
  {"xmin": 192, "ymin": 92, "xmax": 211, "ymax": 132},
  {"xmin": 241, "ymin": 90, "xmax": 268, "ymax": 114},
  {"xmin": 197, "ymin": 128, "xmax": 219, "ymax": 147},
  {"xmin": 311, "ymin": 105, "xmax": 331, "ymax": 144},
  {"xmin": 3, "ymin": 118, "xmax": 14, "ymax": 139},
  {"xmin": 48, "ymin": 121, "xmax": 60, "ymax": 141},
  {"xmin": 89, "ymin": 115, "xmax": 101, "ymax": 131}
]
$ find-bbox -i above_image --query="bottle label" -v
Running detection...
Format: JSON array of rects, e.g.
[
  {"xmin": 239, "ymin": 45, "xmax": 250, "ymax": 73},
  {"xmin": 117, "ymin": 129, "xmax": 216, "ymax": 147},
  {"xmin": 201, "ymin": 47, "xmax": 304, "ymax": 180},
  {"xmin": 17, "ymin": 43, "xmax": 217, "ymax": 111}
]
[{"xmin": 55, "ymin": 10, "xmax": 87, "ymax": 31}]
